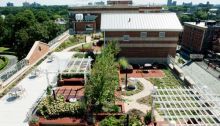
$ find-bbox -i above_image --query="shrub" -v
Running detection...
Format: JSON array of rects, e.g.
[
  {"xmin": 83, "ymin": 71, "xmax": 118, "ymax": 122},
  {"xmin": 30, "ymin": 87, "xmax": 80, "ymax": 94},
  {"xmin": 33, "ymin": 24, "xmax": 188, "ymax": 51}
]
[
  {"xmin": 29, "ymin": 116, "xmax": 39, "ymax": 124},
  {"xmin": 100, "ymin": 116, "xmax": 123, "ymax": 126},
  {"xmin": 37, "ymin": 95, "xmax": 84, "ymax": 119},
  {"xmin": 144, "ymin": 111, "xmax": 152, "ymax": 125},
  {"xmin": 118, "ymin": 57, "xmax": 129, "ymax": 69}
]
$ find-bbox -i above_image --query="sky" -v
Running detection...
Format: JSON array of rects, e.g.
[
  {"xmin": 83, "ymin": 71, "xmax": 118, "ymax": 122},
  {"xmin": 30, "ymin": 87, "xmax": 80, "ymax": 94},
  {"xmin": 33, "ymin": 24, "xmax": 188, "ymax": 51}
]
[{"xmin": 0, "ymin": 0, "xmax": 220, "ymax": 6}]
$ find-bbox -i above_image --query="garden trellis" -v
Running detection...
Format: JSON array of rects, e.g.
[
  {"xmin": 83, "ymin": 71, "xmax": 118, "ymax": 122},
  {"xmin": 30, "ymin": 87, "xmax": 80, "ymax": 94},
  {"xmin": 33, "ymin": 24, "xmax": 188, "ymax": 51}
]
[{"xmin": 152, "ymin": 86, "xmax": 220, "ymax": 126}]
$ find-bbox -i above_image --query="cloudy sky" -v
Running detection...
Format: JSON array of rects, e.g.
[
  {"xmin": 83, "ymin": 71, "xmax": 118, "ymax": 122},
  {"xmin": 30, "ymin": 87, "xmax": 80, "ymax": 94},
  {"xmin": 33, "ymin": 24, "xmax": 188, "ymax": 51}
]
[{"xmin": 0, "ymin": 0, "xmax": 220, "ymax": 6}]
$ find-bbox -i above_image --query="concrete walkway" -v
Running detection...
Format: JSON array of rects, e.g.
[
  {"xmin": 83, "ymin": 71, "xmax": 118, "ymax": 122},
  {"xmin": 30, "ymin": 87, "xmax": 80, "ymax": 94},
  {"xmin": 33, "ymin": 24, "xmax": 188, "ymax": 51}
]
[
  {"xmin": 122, "ymin": 78, "xmax": 164, "ymax": 121},
  {"xmin": 123, "ymin": 78, "xmax": 153, "ymax": 114},
  {"xmin": 0, "ymin": 52, "xmax": 74, "ymax": 126}
]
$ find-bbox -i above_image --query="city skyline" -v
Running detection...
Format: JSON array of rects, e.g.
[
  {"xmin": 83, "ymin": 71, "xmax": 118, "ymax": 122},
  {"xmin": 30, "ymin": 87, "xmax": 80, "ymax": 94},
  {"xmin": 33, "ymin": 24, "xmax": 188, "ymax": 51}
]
[{"xmin": 0, "ymin": 0, "xmax": 220, "ymax": 6}]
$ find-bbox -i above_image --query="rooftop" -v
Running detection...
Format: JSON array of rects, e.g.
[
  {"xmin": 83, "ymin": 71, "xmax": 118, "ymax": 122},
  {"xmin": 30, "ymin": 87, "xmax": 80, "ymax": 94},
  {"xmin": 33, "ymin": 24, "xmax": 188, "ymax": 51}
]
[
  {"xmin": 184, "ymin": 22, "xmax": 208, "ymax": 29},
  {"xmin": 101, "ymin": 13, "xmax": 183, "ymax": 31}
]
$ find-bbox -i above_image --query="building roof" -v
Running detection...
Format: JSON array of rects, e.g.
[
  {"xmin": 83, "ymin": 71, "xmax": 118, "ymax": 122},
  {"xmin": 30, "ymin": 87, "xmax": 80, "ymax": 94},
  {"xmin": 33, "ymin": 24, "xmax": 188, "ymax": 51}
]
[
  {"xmin": 184, "ymin": 22, "xmax": 208, "ymax": 29},
  {"xmin": 101, "ymin": 13, "xmax": 183, "ymax": 32}
]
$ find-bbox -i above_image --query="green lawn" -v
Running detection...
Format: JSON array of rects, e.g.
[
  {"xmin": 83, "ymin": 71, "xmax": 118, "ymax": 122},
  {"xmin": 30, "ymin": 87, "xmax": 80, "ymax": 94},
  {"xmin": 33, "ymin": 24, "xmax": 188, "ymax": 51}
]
[
  {"xmin": 148, "ymin": 68, "xmax": 185, "ymax": 88},
  {"xmin": 0, "ymin": 47, "xmax": 10, "ymax": 52},
  {"xmin": 55, "ymin": 35, "xmax": 85, "ymax": 52},
  {"xmin": 0, "ymin": 56, "xmax": 9, "ymax": 70}
]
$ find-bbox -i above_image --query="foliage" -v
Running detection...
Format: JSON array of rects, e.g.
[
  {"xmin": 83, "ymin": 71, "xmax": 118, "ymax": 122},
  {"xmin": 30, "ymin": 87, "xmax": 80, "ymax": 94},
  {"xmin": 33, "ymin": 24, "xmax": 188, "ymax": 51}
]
[
  {"xmin": 144, "ymin": 111, "xmax": 152, "ymax": 125},
  {"xmin": 136, "ymin": 95, "xmax": 152, "ymax": 105},
  {"xmin": 55, "ymin": 35, "xmax": 85, "ymax": 52},
  {"xmin": 46, "ymin": 85, "xmax": 53, "ymax": 95},
  {"xmin": 100, "ymin": 116, "xmax": 124, "ymax": 126},
  {"xmin": 0, "ymin": 56, "xmax": 9, "ymax": 70},
  {"xmin": 127, "ymin": 109, "xmax": 145, "ymax": 118},
  {"xmin": 84, "ymin": 41, "xmax": 120, "ymax": 112},
  {"xmin": 148, "ymin": 68, "xmax": 184, "ymax": 88},
  {"xmin": 37, "ymin": 95, "xmax": 85, "ymax": 119},
  {"xmin": 118, "ymin": 57, "xmax": 129, "ymax": 69},
  {"xmin": 0, "ymin": 6, "xmax": 68, "ymax": 59},
  {"xmin": 124, "ymin": 82, "xmax": 144, "ymax": 96},
  {"xmin": 29, "ymin": 116, "xmax": 39, "ymax": 124}
]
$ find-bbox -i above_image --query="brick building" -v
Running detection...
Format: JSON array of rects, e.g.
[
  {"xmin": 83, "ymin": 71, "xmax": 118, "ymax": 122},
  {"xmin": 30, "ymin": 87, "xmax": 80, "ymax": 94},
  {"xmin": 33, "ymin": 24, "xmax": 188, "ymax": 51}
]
[
  {"xmin": 181, "ymin": 21, "xmax": 220, "ymax": 54},
  {"xmin": 68, "ymin": 6, "xmax": 162, "ymax": 34},
  {"xmin": 107, "ymin": 0, "xmax": 133, "ymax": 6},
  {"xmin": 101, "ymin": 13, "xmax": 183, "ymax": 64}
]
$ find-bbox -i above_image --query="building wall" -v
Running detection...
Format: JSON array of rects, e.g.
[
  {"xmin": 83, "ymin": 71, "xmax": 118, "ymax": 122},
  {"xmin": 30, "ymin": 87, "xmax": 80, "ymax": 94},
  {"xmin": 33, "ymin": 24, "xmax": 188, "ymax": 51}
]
[
  {"xmin": 181, "ymin": 25, "xmax": 205, "ymax": 53},
  {"xmin": 105, "ymin": 31, "xmax": 179, "ymax": 37},
  {"xmin": 105, "ymin": 31, "xmax": 179, "ymax": 63},
  {"xmin": 25, "ymin": 41, "xmax": 49, "ymax": 65},
  {"xmin": 74, "ymin": 22, "xmax": 96, "ymax": 34}
]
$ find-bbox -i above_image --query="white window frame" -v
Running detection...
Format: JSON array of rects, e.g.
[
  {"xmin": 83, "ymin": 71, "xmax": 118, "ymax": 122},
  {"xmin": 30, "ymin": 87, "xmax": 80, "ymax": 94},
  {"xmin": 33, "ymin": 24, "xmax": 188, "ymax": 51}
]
[
  {"xmin": 159, "ymin": 32, "xmax": 165, "ymax": 38},
  {"xmin": 140, "ymin": 32, "xmax": 147, "ymax": 38},
  {"xmin": 123, "ymin": 35, "xmax": 130, "ymax": 41}
]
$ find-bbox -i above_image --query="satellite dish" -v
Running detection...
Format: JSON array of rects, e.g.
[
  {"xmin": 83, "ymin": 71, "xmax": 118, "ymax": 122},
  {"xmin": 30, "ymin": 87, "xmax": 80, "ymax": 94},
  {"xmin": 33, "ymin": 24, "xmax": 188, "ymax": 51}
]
[{"xmin": 75, "ymin": 14, "xmax": 83, "ymax": 21}]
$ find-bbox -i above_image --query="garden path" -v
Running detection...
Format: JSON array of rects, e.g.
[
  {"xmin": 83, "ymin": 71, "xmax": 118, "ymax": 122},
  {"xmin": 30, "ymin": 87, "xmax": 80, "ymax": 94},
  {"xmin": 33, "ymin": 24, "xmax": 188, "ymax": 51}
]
[{"xmin": 123, "ymin": 78, "xmax": 164, "ymax": 121}]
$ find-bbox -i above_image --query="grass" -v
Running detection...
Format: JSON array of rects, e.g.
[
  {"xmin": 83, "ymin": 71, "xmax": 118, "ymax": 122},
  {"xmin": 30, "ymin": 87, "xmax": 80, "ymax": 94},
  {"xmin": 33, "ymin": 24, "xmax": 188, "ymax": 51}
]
[
  {"xmin": 0, "ymin": 47, "xmax": 10, "ymax": 52},
  {"xmin": 123, "ymin": 82, "xmax": 144, "ymax": 96},
  {"xmin": 0, "ymin": 56, "xmax": 9, "ymax": 70},
  {"xmin": 71, "ymin": 42, "xmax": 93, "ymax": 52},
  {"xmin": 148, "ymin": 67, "xmax": 184, "ymax": 88},
  {"xmin": 73, "ymin": 53, "xmax": 86, "ymax": 58},
  {"xmin": 55, "ymin": 35, "xmax": 85, "ymax": 52},
  {"xmin": 136, "ymin": 95, "xmax": 152, "ymax": 105}
]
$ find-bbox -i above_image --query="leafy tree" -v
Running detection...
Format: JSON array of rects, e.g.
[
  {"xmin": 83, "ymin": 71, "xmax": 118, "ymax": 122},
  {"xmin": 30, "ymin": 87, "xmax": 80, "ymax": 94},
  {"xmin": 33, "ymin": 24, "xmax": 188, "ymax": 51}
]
[
  {"xmin": 35, "ymin": 11, "xmax": 49, "ymax": 23},
  {"xmin": 195, "ymin": 10, "xmax": 208, "ymax": 20},
  {"xmin": 84, "ymin": 42, "xmax": 120, "ymax": 112},
  {"xmin": 179, "ymin": 14, "xmax": 191, "ymax": 23},
  {"xmin": 15, "ymin": 29, "xmax": 30, "ymax": 58}
]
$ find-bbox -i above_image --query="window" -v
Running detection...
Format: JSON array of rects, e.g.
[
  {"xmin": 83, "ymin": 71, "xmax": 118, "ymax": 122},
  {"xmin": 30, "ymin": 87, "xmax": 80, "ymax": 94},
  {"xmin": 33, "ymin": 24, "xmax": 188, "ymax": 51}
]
[
  {"xmin": 123, "ymin": 35, "xmax": 130, "ymax": 41},
  {"xmin": 85, "ymin": 24, "xmax": 93, "ymax": 31},
  {"xmin": 140, "ymin": 32, "xmax": 147, "ymax": 38},
  {"xmin": 159, "ymin": 32, "xmax": 165, "ymax": 38}
]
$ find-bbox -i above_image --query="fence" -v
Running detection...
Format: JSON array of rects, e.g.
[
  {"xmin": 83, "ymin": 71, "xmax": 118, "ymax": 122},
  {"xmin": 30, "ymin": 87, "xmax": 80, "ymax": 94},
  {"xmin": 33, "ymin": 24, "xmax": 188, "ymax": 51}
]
[
  {"xmin": 48, "ymin": 30, "xmax": 69, "ymax": 47},
  {"xmin": 0, "ymin": 30, "xmax": 69, "ymax": 85},
  {"xmin": 0, "ymin": 59, "xmax": 27, "ymax": 83}
]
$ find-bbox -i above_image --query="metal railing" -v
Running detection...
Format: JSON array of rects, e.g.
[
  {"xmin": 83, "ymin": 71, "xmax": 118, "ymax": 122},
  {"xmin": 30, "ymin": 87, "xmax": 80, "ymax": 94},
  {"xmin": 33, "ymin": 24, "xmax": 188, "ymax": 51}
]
[
  {"xmin": 48, "ymin": 30, "xmax": 69, "ymax": 47},
  {"xmin": 0, "ymin": 59, "xmax": 28, "ymax": 83},
  {"xmin": 0, "ymin": 30, "xmax": 69, "ymax": 85}
]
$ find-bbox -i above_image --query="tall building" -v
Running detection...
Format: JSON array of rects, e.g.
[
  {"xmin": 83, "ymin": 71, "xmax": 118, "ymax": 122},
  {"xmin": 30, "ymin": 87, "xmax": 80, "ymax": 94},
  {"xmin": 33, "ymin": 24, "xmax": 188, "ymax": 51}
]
[
  {"xmin": 101, "ymin": 13, "xmax": 183, "ymax": 63},
  {"xmin": 181, "ymin": 20, "xmax": 220, "ymax": 54},
  {"xmin": 6, "ymin": 2, "xmax": 14, "ymax": 7},
  {"xmin": 167, "ymin": 0, "xmax": 172, "ymax": 6},
  {"xmin": 69, "ymin": 6, "xmax": 162, "ymax": 34},
  {"xmin": 183, "ymin": 2, "xmax": 193, "ymax": 6},
  {"xmin": 23, "ymin": 2, "xmax": 30, "ymax": 7},
  {"xmin": 107, "ymin": 0, "xmax": 133, "ymax": 6}
]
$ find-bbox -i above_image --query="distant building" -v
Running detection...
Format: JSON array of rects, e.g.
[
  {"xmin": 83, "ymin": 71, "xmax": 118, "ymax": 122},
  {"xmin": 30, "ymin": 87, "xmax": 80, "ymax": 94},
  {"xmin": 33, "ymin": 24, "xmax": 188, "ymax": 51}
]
[
  {"xmin": 167, "ymin": 0, "xmax": 176, "ymax": 6},
  {"xmin": 23, "ymin": 2, "xmax": 41, "ymax": 7},
  {"xmin": 107, "ymin": 0, "xmax": 133, "ymax": 6},
  {"xmin": 101, "ymin": 13, "xmax": 183, "ymax": 63},
  {"xmin": 167, "ymin": 0, "xmax": 172, "ymax": 6},
  {"xmin": 172, "ymin": 1, "xmax": 177, "ymax": 6},
  {"xmin": 183, "ymin": 2, "xmax": 192, "ymax": 6},
  {"xmin": 31, "ymin": 2, "xmax": 41, "ymax": 7},
  {"xmin": 181, "ymin": 20, "xmax": 220, "ymax": 54},
  {"xmin": 6, "ymin": 2, "xmax": 14, "ymax": 7},
  {"xmin": 69, "ymin": 6, "xmax": 162, "ymax": 34},
  {"xmin": 95, "ymin": 1, "xmax": 105, "ymax": 6},
  {"xmin": 55, "ymin": 18, "xmax": 66, "ymax": 25},
  {"xmin": 23, "ymin": 2, "xmax": 30, "ymax": 7}
]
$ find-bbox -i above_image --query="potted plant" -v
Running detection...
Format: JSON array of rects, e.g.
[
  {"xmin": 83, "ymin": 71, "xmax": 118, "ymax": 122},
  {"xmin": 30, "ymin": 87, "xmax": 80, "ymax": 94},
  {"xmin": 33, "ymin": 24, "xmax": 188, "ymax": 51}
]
[
  {"xmin": 144, "ymin": 111, "xmax": 152, "ymax": 125},
  {"xmin": 29, "ymin": 116, "xmax": 39, "ymax": 126}
]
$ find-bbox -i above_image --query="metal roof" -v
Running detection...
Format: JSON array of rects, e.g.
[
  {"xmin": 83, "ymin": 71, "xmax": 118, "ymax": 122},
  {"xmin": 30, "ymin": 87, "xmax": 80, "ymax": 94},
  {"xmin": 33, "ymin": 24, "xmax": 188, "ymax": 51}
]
[{"xmin": 101, "ymin": 13, "xmax": 183, "ymax": 31}]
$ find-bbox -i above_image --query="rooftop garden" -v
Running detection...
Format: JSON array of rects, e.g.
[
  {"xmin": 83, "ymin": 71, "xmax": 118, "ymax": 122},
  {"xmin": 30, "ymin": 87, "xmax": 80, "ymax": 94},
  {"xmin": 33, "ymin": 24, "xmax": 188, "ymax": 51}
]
[
  {"xmin": 148, "ymin": 67, "xmax": 185, "ymax": 88},
  {"xmin": 55, "ymin": 35, "xmax": 85, "ymax": 52}
]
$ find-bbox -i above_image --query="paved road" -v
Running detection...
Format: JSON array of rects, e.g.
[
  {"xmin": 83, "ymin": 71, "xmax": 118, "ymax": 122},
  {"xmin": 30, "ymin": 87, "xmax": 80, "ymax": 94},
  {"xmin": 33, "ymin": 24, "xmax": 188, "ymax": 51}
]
[
  {"xmin": 0, "ymin": 55, "xmax": 17, "ymax": 73},
  {"xmin": 181, "ymin": 62, "xmax": 220, "ymax": 94}
]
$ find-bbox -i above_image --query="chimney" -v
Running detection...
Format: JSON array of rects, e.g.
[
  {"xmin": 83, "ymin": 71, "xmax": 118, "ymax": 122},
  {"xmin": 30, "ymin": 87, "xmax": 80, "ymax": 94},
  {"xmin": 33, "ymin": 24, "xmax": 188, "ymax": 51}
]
[{"xmin": 195, "ymin": 19, "xmax": 200, "ymax": 25}]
